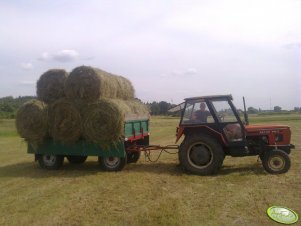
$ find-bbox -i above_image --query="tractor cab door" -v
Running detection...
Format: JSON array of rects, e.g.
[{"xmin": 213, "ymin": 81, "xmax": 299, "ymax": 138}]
[{"xmin": 208, "ymin": 99, "xmax": 246, "ymax": 148}]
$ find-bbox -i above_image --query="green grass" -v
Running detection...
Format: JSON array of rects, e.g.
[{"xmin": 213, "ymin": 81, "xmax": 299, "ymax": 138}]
[
  {"xmin": 249, "ymin": 113, "xmax": 301, "ymax": 123},
  {"xmin": 0, "ymin": 119, "xmax": 18, "ymax": 137},
  {"xmin": 0, "ymin": 115, "xmax": 300, "ymax": 226}
]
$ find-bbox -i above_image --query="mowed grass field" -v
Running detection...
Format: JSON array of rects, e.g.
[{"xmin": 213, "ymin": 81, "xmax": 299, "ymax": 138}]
[{"xmin": 0, "ymin": 115, "xmax": 300, "ymax": 226}]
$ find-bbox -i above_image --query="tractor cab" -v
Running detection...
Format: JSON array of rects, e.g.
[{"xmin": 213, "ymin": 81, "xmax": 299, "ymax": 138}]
[
  {"xmin": 177, "ymin": 95, "xmax": 246, "ymax": 147},
  {"xmin": 176, "ymin": 94, "xmax": 294, "ymax": 175}
]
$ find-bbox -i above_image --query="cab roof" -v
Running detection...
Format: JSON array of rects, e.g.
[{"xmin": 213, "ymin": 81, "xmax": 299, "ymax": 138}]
[{"xmin": 184, "ymin": 94, "xmax": 233, "ymax": 101}]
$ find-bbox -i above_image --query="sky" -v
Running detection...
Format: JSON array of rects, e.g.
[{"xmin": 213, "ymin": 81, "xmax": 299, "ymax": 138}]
[{"xmin": 0, "ymin": 0, "xmax": 300, "ymax": 110}]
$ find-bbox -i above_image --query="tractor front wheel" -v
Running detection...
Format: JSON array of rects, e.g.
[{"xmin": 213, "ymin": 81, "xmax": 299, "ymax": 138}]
[
  {"xmin": 262, "ymin": 150, "xmax": 291, "ymax": 174},
  {"xmin": 179, "ymin": 135, "xmax": 224, "ymax": 175}
]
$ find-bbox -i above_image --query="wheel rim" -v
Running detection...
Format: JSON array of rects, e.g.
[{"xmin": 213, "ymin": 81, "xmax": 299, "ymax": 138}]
[
  {"xmin": 268, "ymin": 155, "xmax": 285, "ymax": 171},
  {"xmin": 103, "ymin": 157, "xmax": 120, "ymax": 169},
  {"xmin": 42, "ymin": 155, "xmax": 57, "ymax": 167},
  {"xmin": 187, "ymin": 142, "xmax": 213, "ymax": 169}
]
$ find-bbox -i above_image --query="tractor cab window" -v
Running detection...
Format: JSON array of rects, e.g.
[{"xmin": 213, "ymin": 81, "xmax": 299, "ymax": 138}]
[
  {"xmin": 182, "ymin": 100, "xmax": 214, "ymax": 124},
  {"xmin": 211, "ymin": 100, "xmax": 243, "ymax": 141}
]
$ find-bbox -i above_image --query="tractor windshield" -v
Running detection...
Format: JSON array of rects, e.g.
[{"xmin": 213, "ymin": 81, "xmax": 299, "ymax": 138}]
[
  {"xmin": 210, "ymin": 100, "xmax": 243, "ymax": 141},
  {"xmin": 182, "ymin": 100, "xmax": 214, "ymax": 124},
  {"xmin": 210, "ymin": 100, "xmax": 238, "ymax": 123}
]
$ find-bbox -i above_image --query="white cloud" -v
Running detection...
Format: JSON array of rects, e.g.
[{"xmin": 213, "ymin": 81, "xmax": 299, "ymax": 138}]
[
  {"xmin": 284, "ymin": 42, "xmax": 301, "ymax": 49},
  {"xmin": 185, "ymin": 68, "xmax": 197, "ymax": 75},
  {"xmin": 170, "ymin": 68, "xmax": 197, "ymax": 76},
  {"xmin": 20, "ymin": 62, "xmax": 33, "ymax": 70},
  {"xmin": 164, "ymin": 0, "xmax": 300, "ymax": 44},
  {"xmin": 171, "ymin": 70, "xmax": 182, "ymax": 76},
  {"xmin": 53, "ymin": 49, "xmax": 79, "ymax": 62},
  {"xmin": 160, "ymin": 73, "xmax": 168, "ymax": 77},
  {"xmin": 37, "ymin": 49, "xmax": 80, "ymax": 63},
  {"xmin": 38, "ymin": 52, "xmax": 50, "ymax": 61}
]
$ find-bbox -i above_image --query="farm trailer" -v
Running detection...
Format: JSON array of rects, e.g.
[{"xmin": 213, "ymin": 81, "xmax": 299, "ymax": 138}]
[{"xmin": 28, "ymin": 119, "xmax": 150, "ymax": 171}]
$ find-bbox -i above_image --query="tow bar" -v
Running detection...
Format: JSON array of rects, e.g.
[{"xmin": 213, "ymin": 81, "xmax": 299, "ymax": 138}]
[{"xmin": 127, "ymin": 145, "xmax": 179, "ymax": 162}]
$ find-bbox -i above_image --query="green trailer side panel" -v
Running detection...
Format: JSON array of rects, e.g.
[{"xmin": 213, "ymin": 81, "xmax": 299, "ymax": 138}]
[
  {"xmin": 27, "ymin": 119, "xmax": 149, "ymax": 157},
  {"xmin": 124, "ymin": 119, "xmax": 149, "ymax": 138},
  {"xmin": 124, "ymin": 123, "xmax": 133, "ymax": 138},
  {"xmin": 28, "ymin": 139, "xmax": 125, "ymax": 157}
]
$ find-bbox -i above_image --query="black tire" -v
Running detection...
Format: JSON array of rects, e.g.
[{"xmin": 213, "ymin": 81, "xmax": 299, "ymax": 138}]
[
  {"xmin": 127, "ymin": 152, "xmax": 141, "ymax": 163},
  {"xmin": 179, "ymin": 134, "xmax": 224, "ymax": 175},
  {"xmin": 66, "ymin": 155, "xmax": 87, "ymax": 164},
  {"xmin": 262, "ymin": 149, "xmax": 291, "ymax": 174},
  {"xmin": 37, "ymin": 154, "xmax": 64, "ymax": 170},
  {"xmin": 178, "ymin": 139, "xmax": 186, "ymax": 168},
  {"xmin": 98, "ymin": 155, "xmax": 127, "ymax": 172}
]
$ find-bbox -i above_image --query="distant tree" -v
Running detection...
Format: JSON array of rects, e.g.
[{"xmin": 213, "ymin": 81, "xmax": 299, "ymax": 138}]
[
  {"xmin": 0, "ymin": 95, "xmax": 35, "ymax": 119},
  {"xmin": 247, "ymin": 107, "xmax": 259, "ymax": 114},
  {"xmin": 158, "ymin": 101, "xmax": 169, "ymax": 115},
  {"xmin": 0, "ymin": 103, "xmax": 14, "ymax": 112},
  {"xmin": 294, "ymin": 107, "xmax": 300, "ymax": 112},
  {"xmin": 274, "ymin": 106, "xmax": 282, "ymax": 112},
  {"xmin": 146, "ymin": 101, "xmax": 174, "ymax": 115},
  {"xmin": 150, "ymin": 102, "xmax": 160, "ymax": 115}
]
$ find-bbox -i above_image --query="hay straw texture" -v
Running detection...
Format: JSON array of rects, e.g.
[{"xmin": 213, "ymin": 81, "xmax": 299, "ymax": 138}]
[
  {"xmin": 82, "ymin": 99, "xmax": 124, "ymax": 147},
  {"xmin": 36, "ymin": 69, "xmax": 68, "ymax": 103},
  {"xmin": 64, "ymin": 66, "xmax": 135, "ymax": 102},
  {"xmin": 15, "ymin": 100, "xmax": 48, "ymax": 144},
  {"xmin": 109, "ymin": 99, "xmax": 149, "ymax": 121},
  {"xmin": 48, "ymin": 98, "xmax": 81, "ymax": 144}
]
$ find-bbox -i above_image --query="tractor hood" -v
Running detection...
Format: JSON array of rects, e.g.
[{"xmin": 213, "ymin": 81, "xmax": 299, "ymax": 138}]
[{"xmin": 245, "ymin": 124, "xmax": 290, "ymax": 135}]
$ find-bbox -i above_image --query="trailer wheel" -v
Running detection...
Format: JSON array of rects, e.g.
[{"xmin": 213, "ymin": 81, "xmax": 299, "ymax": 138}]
[
  {"xmin": 98, "ymin": 156, "xmax": 127, "ymax": 171},
  {"xmin": 127, "ymin": 152, "xmax": 141, "ymax": 163},
  {"xmin": 262, "ymin": 149, "xmax": 291, "ymax": 174},
  {"xmin": 66, "ymin": 156, "xmax": 87, "ymax": 164},
  {"xmin": 37, "ymin": 154, "xmax": 64, "ymax": 170},
  {"xmin": 179, "ymin": 135, "xmax": 224, "ymax": 175}
]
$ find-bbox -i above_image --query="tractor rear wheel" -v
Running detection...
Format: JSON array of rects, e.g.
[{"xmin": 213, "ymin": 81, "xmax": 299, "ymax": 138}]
[
  {"xmin": 66, "ymin": 156, "xmax": 87, "ymax": 164},
  {"xmin": 179, "ymin": 135, "xmax": 224, "ymax": 175},
  {"xmin": 98, "ymin": 156, "xmax": 127, "ymax": 171},
  {"xmin": 262, "ymin": 149, "xmax": 291, "ymax": 174},
  {"xmin": 37, "ymin": 154, "xmax": 64, "ymax": 170}
]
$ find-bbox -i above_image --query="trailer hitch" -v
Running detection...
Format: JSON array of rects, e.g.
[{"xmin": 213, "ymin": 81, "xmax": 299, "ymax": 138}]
[{"xmin": 127, "ymin": 145, "xmax": 179, "ymax": 162}]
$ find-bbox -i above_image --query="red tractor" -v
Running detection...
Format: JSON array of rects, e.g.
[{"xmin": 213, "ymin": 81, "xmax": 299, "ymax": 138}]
[{"xmin": 176, "ymin": 95, "xmax": 294, "ymax": 175}]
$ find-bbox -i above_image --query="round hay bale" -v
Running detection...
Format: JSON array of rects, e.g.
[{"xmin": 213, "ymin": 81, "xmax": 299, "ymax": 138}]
[
  {"xmin": 115, "ymin": 75, "xmax": 135, "ymax": 99},
  {"xmin": 64, "ymin": 66, "xmax": 135, "ymax": 102},
  {"xmin": 37, "ymin": 69, "xmax": 68, "ymax": 103},
  {"xmin": 16, "ymin": 100, "xmax": 48, "ymax": 144},
  {"xmin": 82, "ymin": 99, "xmax": 124, "ymax": 147},
  {"xmin": 48, "ymin": 98, "xmax": 81, "ymax": 144}
]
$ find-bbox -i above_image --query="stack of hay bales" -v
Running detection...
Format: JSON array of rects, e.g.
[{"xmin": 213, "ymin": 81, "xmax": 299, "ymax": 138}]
[{"xmin": 16, "ymin": 66, "xmax": 149, "ymax": 148}]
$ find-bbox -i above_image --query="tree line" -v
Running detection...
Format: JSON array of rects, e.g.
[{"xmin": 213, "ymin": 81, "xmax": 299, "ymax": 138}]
[
  {"xmin": 0, "ymin": 96, "xmax": 177, "ymax": 118},
  {"xmin": 0, "ymin": 96, "xmax": 300, "ymax": 119},
  {"xmin": 0, "ymin": 96, "xmax": 35, "ymax": 118}
]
